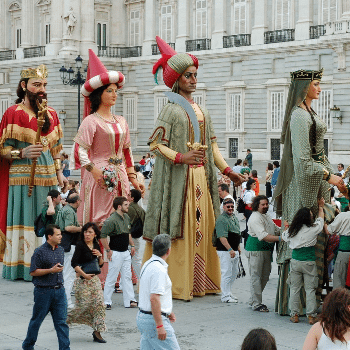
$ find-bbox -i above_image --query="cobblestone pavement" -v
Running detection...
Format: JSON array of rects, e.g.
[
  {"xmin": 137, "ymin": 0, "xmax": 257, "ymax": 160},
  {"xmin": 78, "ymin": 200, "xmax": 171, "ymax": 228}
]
[{"xmin": 0, "ymin": 167, "xmax": 316, "ymax": 350}]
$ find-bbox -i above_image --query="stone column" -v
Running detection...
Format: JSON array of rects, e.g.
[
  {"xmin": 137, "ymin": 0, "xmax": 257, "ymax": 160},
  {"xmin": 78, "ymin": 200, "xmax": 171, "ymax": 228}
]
[
  {"xmin": 251, "ymin": 0, "xmax": 267, "ymax": 45},
  {"xmin": 21, "ymin": 0, "xmax": 34, "ymax": 48},
  {"xmin": 0, "ymin": 0, "xmax": 5, "ymax": 49},
  {"xmin": 45, "ymin": 0, "xmax": 63, "ymax": 56},
  {"xmin": 110, "ymin": 1, "xmax": 126, "ymax": 46},
  {"xmin": 142, "ymin": 0, "xmax": 155, "ymax": 56},
  {"xmin": 341, "ymin": 0, "xmax": 350, "ymax": 19},
  {"xmin": 295, "ymin": 0, "xmax": 312, "ymax": 40},
  {"xmin": 79, "ymin": 0, "xmax": 97, "ymax": 55},
  {"xmin": 211, "ymin": 0, "xmax": 226, "ymax": 49},
  {"xmin": 176, "ymin": 0, "xmax": 189, "ymax": 52}
]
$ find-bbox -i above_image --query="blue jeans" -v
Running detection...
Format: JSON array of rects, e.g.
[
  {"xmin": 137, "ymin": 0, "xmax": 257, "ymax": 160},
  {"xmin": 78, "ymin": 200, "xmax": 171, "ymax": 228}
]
[
  {"xmin": 136, "ymin": 311, "xmax": 180, "ymax": 350},
  {"xmin": 22, "ymin": 287, "xmax": 70, "ymax": 350}
]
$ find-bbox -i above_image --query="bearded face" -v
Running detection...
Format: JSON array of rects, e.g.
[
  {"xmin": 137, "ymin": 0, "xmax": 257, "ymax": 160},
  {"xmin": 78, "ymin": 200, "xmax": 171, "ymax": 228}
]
[{"xmin": 25, "ymin": 89, "xmax": 48, "ymax": 115}]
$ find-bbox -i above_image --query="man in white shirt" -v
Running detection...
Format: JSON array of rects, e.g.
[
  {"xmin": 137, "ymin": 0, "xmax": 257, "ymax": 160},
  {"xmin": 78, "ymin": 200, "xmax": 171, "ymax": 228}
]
[
  {"xmin": 218, "ymin": 184, "xmax": 235, "ymax": 213},
  {"xmin": 246, "ymin": 195, "xmax": 280, "ymax": 312},
  {"xmin": 325, "ymin": 211, "xmax": 350, "ymax": 288},
  {"xmin": 137, "ymin": 234, "xmax": 180, "ymax": 350}
]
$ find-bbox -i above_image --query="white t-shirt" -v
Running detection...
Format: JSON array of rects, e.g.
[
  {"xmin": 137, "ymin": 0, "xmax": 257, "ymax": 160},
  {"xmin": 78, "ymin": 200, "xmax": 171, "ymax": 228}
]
[
  {"xmin": 232, "ymin": 165, "xmax": 242, "ymax": 173},
  {"xmin": 327, "ymin": 212, "xmax": 350, "ymax": 236},
  {"xmin": 243, "ymin": 190, "xmax": 255, "ymax": 205},
  {"xmin": 138, "ymin": 255, "xmax": 172, "ymax": 314},
  {"xmin": 282, "ymin": 217, "xmax": 324, "ymax": 249},
  {"xmin": 145, "ymin": 158, "xmax": 152, "ymax": 172},
  {"xmin": 317, "ymin": 330, "xmax": 350, "ymax": 349}
]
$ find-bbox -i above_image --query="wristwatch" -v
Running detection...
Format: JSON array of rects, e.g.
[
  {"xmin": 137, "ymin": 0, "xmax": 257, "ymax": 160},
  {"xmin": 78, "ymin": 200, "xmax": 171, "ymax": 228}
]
[{"xmin": 106, "ymin": 249, "xmax": 111, "ymax": 253}]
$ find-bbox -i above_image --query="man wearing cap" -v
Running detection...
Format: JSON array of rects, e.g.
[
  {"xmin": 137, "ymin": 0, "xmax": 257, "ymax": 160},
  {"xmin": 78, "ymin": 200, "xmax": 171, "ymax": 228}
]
[
  {"xmin": 215, "ymin": 198, "xmax": 241, "ymax": 303},
  {"xmin": 143, "ymin": 36, "xmax": 245, "ymax": 301},
  {"xmin": 0, "ymin": 64, "xmax": 65, "ymax": 280}
]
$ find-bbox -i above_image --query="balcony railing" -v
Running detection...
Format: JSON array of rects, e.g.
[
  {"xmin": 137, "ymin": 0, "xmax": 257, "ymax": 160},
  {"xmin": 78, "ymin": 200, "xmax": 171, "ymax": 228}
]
[
  {"xmin": 152, "ymin": 42, "xmax": 175, "ymax": 55},
  {"xmin": 310, "ymin": 25, "xmax": 326, "ymax": 39},
  {"xmin": 325, "ymin": 19, "xmax": 350, "ymax": 35},
  {"xmin": 223, "ymin": 34, "xmax": 251, "ymax": 48},
  {"xmin": 186, "ymin": 39, "xmax": 211, "ymax": 52},
  {"xmin": 0, "ymin": 50, "xmax": 16, "ymax": 61},
  {"xmin": 98, "ymin": 46, "xmax": 142, "ymax": 58},
  {"xmin": 264, "ymin": 29, "xmax": 295, "ymax": 44},
  {"xmin": 23, "ymin": 46, "xmax": 45, "ymax": 58}
]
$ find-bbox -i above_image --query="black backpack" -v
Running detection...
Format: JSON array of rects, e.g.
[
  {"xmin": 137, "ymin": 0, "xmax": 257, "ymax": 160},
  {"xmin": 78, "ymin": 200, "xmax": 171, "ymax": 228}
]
[
  {"xmin": 237, "ymin": 198, "xmax": 245, "ymax": 213},
  {"xmin": 34, "ymin": 213, "xmax": 46, "ymax": 238}
]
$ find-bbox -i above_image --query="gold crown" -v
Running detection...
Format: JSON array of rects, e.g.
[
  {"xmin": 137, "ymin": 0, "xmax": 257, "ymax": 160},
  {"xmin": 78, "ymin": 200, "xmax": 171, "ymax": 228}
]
[
  {"xmin": 290, "ymin": 68, "xmax": 323, "ymax": 81},
  {"xmin": 20, "ymin": 64, "xmax": 48, "ymax": 79}
]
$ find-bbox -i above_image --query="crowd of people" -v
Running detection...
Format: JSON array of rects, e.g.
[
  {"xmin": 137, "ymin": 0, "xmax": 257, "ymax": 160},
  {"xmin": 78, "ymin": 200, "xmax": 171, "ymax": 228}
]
[{"xmin": 1, "ymin": 38, "xmax": 350, "ymax": 350}]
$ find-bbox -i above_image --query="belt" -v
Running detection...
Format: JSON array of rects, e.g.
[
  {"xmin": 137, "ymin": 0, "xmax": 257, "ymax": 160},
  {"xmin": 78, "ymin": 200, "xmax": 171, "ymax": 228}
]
[
  {"xmin": 139, "ymin": 309, "xmax": 170, "ymax": 318},
  {"xmin": 36, "ymin": 284, "xmax": 63, "ymax": 289},
  {"xmin": 108, "ymin": 157, "xmax": 122, "ymax": 166}
]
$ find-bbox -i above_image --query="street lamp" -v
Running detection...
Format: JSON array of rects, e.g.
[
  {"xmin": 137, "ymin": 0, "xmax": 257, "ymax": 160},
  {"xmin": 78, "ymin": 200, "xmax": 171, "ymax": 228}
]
[{"xmin": 59, "ymin": 55, "xmax": 86, "ymax": 128}]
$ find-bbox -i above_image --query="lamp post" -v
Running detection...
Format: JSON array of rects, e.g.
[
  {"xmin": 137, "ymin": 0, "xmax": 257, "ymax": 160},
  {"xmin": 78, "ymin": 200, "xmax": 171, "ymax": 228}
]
[{"xmin": 59, "ymin": 55, "xmax": 86, "ymax": 128}]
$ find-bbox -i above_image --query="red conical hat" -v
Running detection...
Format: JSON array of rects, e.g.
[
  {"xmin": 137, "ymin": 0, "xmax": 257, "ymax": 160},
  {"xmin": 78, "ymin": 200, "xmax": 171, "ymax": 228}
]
[
  {"xmin": 81, "ymin": 49, "xmax": 125, "ymax": 98},
  {"xmin": 152, "ymin": 36, "xmax": 198, "ymax": 88}
]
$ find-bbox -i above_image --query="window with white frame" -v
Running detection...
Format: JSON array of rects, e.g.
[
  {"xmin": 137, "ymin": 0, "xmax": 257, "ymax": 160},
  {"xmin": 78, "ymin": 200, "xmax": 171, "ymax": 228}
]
[
  {"xmin": 96, "ymin": 22, "xmax": 108, "ymax": 49},
  {"xmin": 161, "ymin": 5, "xmax": 172, "ymax": 43},
  {"xmin": 227, "ymin": 92, "xmax": 242, "ymax": 131},
  {"xmin": 130, "ymin": 10, "xmax": 140, "ymax": 46},
  {"xmin": 270, "ymin": 91, "xmax": 285, "ymax": 131},
  {"xmin": 196, "ymin": 0, "xmax": 207, "ymax": 39},
  {"xmin": 321, "ymin": 0, "xmax": 338, "ymax": 24},
  {"xmin": 233, "ymin": 0, "xmax": 247, "ymax": 34},
  {"xmin": 193, "ymin": 93, "xmax": 205, "ymax": 107},
  {"xmin": 123, "ymin": 96, "xmax": 137, "ymax": 131},
  {"xmin": 155, "ymin": 95, "xmax": 168, "ymax": 121},
  {"xmin": 45, "ymin": 24, "xmax": 50, "ymax": 44},
  {"xmin": 312, "ymin": 89, "xmax": 332, "ymax": 130},
  {"xmin": 0, "ymin": 97, "xmax": 9, "ymax": 121},
  {"xmin": 274, "ymin": 0, "xmax": 292, "ymax": 30}
]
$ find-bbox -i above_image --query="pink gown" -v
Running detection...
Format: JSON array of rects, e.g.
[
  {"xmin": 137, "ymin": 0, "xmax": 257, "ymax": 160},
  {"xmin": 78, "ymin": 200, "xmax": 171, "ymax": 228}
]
[{"xmin": 72, "ymin": 113, "xmax": 134, "ymax": 226}]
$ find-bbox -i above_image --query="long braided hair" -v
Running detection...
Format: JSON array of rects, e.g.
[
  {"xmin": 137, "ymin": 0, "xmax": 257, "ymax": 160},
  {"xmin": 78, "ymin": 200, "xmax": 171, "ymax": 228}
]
[{"xmin": 303, "ymin": 100, "xmax": 317, "ymax": 154}]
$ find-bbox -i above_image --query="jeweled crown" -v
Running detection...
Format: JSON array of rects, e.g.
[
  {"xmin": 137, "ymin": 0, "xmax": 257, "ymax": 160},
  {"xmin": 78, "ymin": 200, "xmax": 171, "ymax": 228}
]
[
  {"xmin": 20, "ymin": 64, "xmax": 48, "ymax": 79},
  {"xmin": 290, "ymin": 68, "xmax": 323, "ymax": 81}
]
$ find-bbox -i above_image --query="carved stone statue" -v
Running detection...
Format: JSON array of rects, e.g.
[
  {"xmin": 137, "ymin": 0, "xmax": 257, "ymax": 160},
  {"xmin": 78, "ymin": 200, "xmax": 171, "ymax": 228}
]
[{"xmin": 64, "ymin": 7, "xmax": 77, "ymax": 36}]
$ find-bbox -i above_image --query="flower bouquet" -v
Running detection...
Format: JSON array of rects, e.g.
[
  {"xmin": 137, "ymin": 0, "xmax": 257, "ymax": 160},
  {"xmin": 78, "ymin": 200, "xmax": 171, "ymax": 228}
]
[{"xmin": 101, "ymin": 165, "xmax": 118, "ymax": 194}]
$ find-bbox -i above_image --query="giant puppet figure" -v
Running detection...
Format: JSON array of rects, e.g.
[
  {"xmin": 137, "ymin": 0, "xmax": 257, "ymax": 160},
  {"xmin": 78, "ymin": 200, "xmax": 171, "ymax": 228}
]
[
  {"xmin": 143, "ymin": 37, "xmax": 245, "ymax": 301},
  {"xmin": 0, "ymin": 64, "xmax": 64, "ymax": 280},
  {"xmin": 273, "ymin": 69, "xmax": 348, "ymax": 315},
  {"xmin": 70, "ymin": 49, "xmax": 144, "ymax": 227}
]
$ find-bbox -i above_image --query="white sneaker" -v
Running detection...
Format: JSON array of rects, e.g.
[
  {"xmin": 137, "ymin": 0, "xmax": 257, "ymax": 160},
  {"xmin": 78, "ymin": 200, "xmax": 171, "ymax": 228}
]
[
  {"xmin": 231, "ymin": 295, "xmax": 238, "ymax": 302},
  {"xmin": 223, "ymin": 297, "xmax": 238, "ymax": 303}
]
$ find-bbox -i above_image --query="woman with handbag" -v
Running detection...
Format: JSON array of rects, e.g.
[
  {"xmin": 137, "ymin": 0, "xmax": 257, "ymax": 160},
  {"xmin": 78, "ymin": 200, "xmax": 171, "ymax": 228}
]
[{"xmin": 67, "ymin": 222, "xmax": 107, "ymax": 343}]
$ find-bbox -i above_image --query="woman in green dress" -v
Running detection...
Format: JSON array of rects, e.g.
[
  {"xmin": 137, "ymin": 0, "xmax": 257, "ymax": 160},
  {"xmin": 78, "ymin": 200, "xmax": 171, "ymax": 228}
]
[{"xmin": 273, "ymin": 69, "xmax": 347, "ymax": 315}]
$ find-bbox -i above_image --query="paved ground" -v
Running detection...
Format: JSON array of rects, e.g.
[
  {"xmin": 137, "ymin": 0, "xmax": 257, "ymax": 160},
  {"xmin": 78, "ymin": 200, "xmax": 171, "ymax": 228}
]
[{"xmin": 0, "ymin": 161, "xmax": 318, "ymax": 350}]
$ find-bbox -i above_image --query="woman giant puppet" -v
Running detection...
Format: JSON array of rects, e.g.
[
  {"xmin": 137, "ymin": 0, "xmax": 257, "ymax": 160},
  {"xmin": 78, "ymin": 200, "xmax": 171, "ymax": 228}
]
[
  {"xmin": 71, "ymin": 50, "xmax": 144, "ymax": 226},
  {"xmin": 273, "ymin": 69, "xmax": 347, "ymax": 315},
  {"xmin": 142, "ymin": 37, "xmax": 245, "ymax": 301}
]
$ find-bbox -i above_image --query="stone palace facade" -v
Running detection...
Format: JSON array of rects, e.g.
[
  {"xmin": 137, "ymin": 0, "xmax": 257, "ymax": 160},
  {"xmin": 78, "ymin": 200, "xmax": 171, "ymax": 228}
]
[{"xmin": 0, "ymin": 0, "xmax": 350, "ymax": 162}]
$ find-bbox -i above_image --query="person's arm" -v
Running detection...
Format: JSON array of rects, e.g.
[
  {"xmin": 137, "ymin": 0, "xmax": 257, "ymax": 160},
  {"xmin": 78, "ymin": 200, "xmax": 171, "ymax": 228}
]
[
  {"xmin": 31, "ymin": 263, "xmax": 63, "ymax": 276},
  {"xmin": 129, "ymin": 234, "xmax": 135, "ymax": 256},
  {"xmin": 63, "ymin": 211, "xmax": 82, "ymax": 233},
  {"xmin": 251, "ymin": 216, "xmax": 280, "ymax": 243},
  {"xmin": 46, "ymin": 197, "xmax": 55, "ymax": 216},
  {"xmin": 100, "ymin": 218, "xmax": 114, "ymax": 261},
  {"xmin": 150, "ymin": 293, "xmax": 167, "ymax": 340},
  {"xmin": 219, "ymin": 237, "xmax": 236, "ymax": 258},
  {"xmin": 302, "ymin": 322, "xmax": 322, "ymax": 350}
]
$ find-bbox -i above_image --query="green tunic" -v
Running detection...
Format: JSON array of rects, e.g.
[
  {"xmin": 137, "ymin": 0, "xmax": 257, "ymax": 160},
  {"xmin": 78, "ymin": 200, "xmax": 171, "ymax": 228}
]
[{"xmin": 143, "ymin": 102, "xmax": 220, "ymax": 241}]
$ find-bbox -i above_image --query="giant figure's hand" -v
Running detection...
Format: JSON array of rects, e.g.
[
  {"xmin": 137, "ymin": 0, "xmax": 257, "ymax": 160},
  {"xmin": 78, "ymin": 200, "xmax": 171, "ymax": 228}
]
[
  {"xmin": 227, "ymin": 171, "xmax": 246, "ymax": 186},
  {"xmin": 57, "ymin": 171, "xmax": 67, "ymax": 188},
  {"xmin": 329, "ymin": 174, "xmax": 347, "ymax": 197},
  {"xmin": 21, "ymin": 144, "xmax": 44, "ymax": 159},
  {"xmin": 182, "ymin": 150, "xmax": 204, "ymax": 165},
  {"xmin": 90, "ymin": 167, "xmax": 107, "ymax": 190},
  {"xmin": 129, "ymin": 177, "xmax": 145, "ymax": 197}
]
